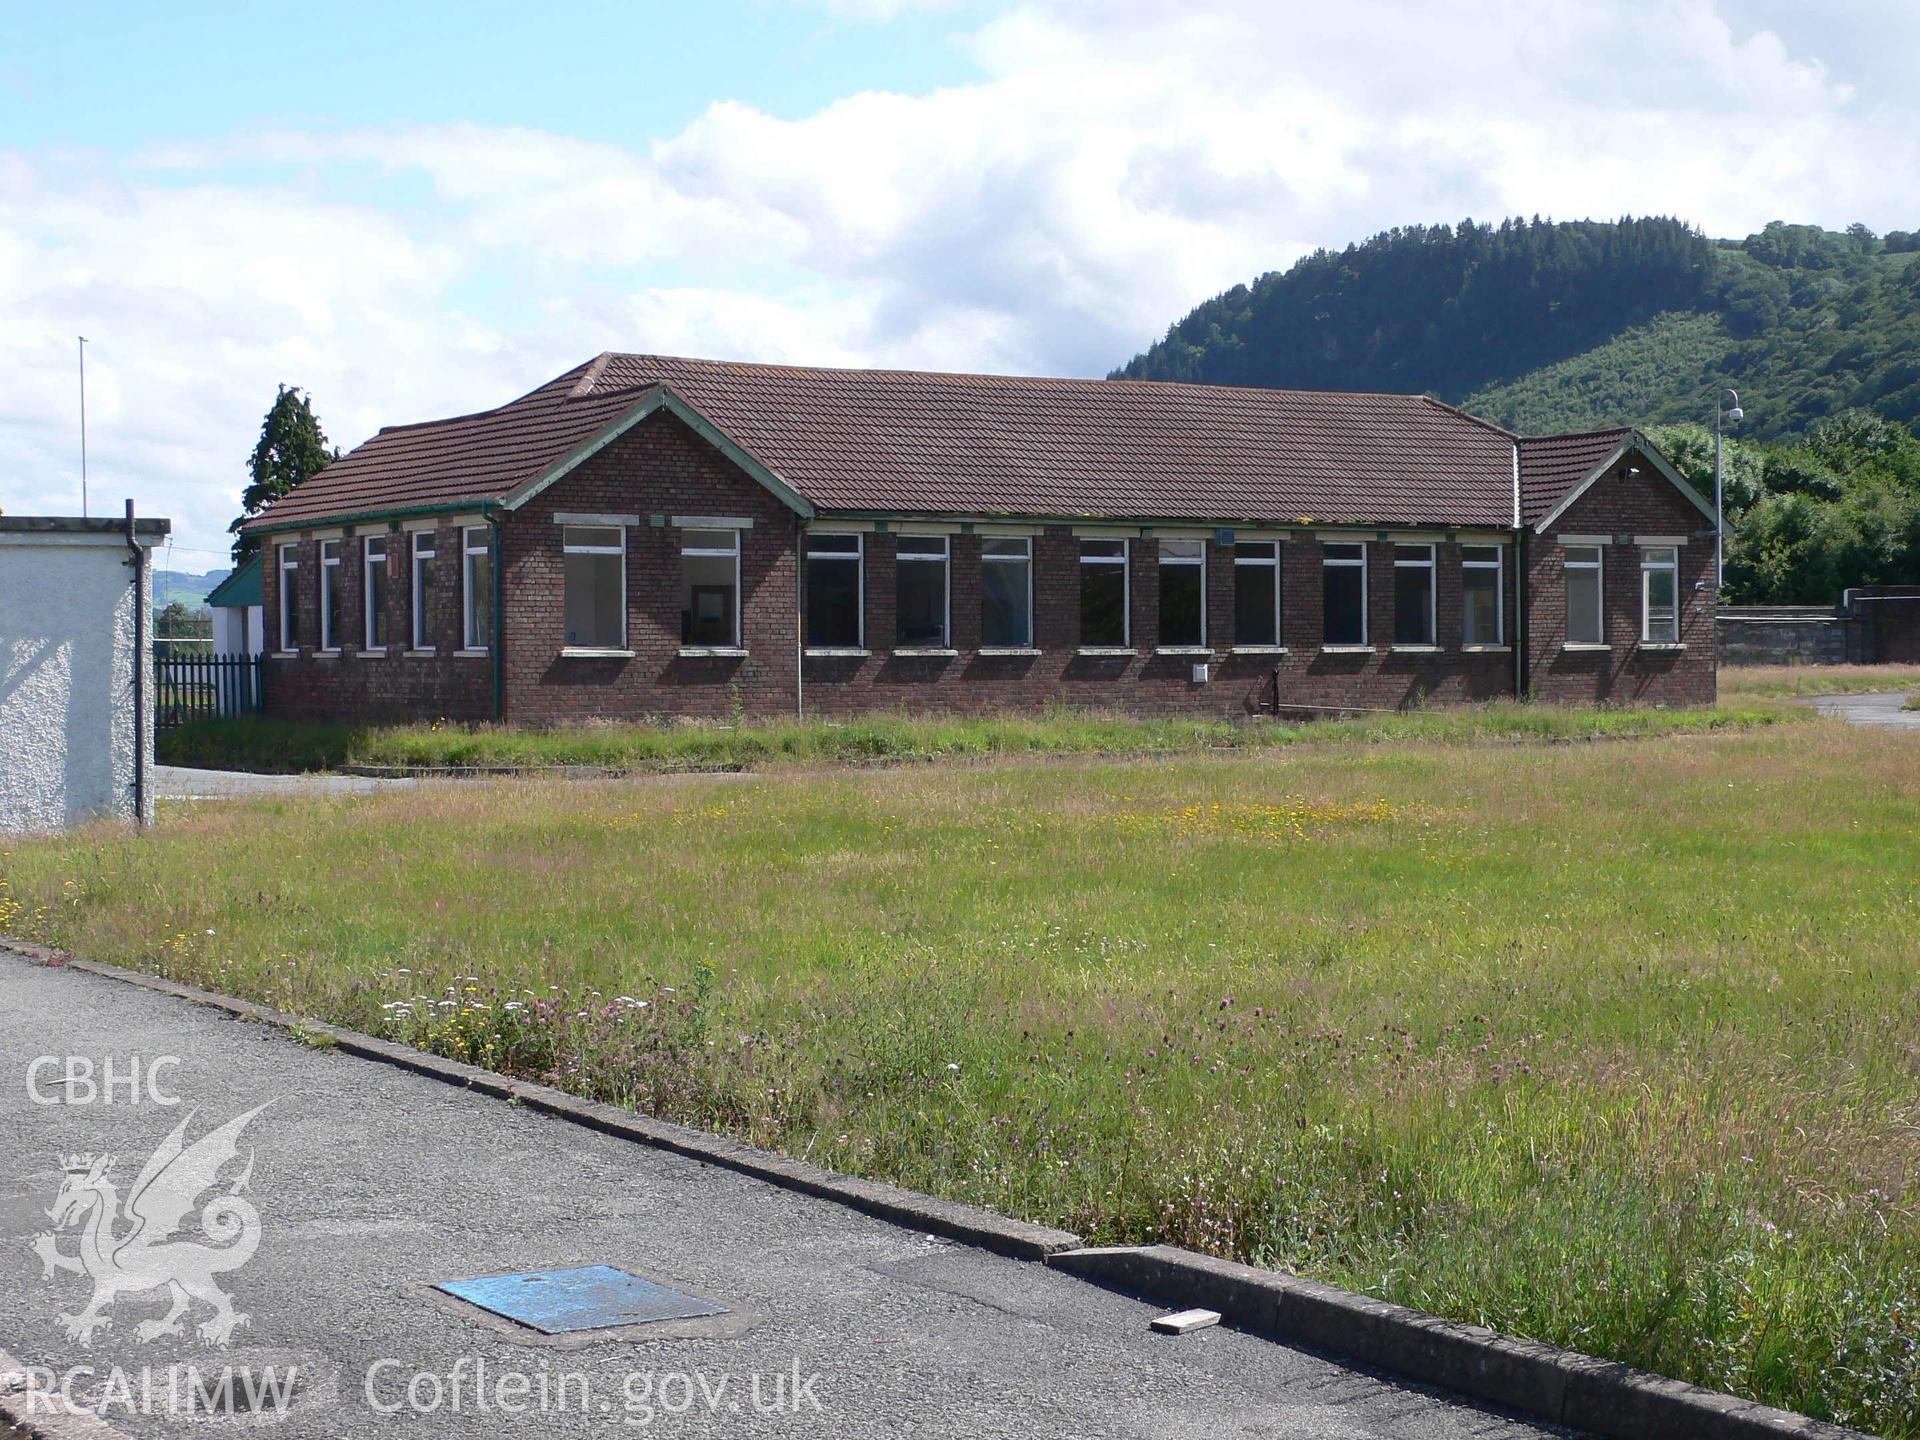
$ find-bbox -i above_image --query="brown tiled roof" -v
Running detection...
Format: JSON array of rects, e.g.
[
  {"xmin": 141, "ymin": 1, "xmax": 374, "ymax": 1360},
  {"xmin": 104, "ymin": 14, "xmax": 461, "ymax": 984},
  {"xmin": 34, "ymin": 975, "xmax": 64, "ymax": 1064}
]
[
  {"xmin": 1516, "ymin": 428, "xmax": 1635, "ymax": 527},
  {"xmin": 247, "ymin": 353, "xmax": 1535, "ymax": 532}
]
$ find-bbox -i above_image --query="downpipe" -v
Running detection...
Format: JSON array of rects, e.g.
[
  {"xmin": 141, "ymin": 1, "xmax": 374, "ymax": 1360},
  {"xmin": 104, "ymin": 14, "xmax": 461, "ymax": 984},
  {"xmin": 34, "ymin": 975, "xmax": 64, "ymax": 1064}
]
[{"xmin": 123, "ymin": 499, "xmax": 147, "ymax": 829}]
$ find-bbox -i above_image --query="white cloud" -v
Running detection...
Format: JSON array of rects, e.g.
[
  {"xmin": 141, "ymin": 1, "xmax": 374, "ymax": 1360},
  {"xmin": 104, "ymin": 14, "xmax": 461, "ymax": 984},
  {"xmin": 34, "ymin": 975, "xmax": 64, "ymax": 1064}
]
[{"xmin": 3, "ymin": 0, "xmax": 1915, "ymax": 559}]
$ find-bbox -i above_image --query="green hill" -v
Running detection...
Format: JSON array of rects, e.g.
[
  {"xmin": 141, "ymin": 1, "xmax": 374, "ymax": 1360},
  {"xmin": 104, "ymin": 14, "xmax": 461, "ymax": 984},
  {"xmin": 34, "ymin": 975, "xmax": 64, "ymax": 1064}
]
[
  {"xmin": 1116, "ymin": 217, "xmax": 1920, "ymax": 442},
  {"xmin": 1115, "ymin": 218, "xmax": 1920, "ymax": 604}
]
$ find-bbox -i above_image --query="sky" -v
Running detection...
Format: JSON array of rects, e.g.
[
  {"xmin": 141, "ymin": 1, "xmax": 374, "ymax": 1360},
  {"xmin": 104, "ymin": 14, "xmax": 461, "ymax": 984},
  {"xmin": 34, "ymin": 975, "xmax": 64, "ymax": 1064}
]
[{"xmin": 4, "ymin": 0, "xmax": 1919, "ymax": 567}]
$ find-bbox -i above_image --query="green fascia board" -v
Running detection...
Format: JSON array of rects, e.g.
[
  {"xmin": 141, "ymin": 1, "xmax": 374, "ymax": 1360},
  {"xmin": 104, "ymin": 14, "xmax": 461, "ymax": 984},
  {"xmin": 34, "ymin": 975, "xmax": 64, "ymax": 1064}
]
[
  {"xmin": 501, "ymin": 387, "xmax": 816, "ymax": 520},
  {"xmin": 244, "ymin": 498, "xmax": 503, "ymax": 538},
  {"xmin": 204, "ymin": 553, "xmax": 263, "ymax": 609}
]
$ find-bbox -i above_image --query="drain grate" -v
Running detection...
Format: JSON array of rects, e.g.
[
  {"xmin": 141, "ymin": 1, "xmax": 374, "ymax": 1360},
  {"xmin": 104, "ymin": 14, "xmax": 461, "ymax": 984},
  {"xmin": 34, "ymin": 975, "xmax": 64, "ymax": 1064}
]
[{"xmin": 436, "ymin": 1265, "xmax": 728, "ymax": 1335}]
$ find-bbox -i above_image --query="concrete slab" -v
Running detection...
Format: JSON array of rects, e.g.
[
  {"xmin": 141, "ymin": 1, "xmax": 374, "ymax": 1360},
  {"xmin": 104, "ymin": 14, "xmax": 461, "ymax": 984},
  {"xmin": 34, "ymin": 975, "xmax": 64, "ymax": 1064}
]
[
  {"xmin": 0, "ymin": 952, "xmax": 1566, "ymax": 1437},
  {"xmin": 1806, "ymin": 691, "xmax": 1920, "ymax": 729}
]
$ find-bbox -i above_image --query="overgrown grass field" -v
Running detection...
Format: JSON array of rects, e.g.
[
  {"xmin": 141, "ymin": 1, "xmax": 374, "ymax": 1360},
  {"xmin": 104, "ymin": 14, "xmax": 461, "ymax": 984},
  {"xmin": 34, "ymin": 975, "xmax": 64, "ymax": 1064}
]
[
  {"xmin": 1719, "ymin": 663, "xmax": 1920, "ymax": 699},
  {"xmin": 160, "ymin": 700, "xmax": 1784, "ymax": 774},
  {"xmin": 5, "ymin": 716, "xmax": 1917, "ymax": 1432}
]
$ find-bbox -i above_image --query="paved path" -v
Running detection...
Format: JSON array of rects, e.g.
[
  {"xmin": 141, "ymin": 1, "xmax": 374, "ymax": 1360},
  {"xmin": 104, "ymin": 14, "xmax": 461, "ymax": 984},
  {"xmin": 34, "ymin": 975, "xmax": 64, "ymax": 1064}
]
[
  {"xmin": 154, "ymin": 765, "xmax": 415, "ymax": 799},
  {"xmin": 1806, "ymin": 690, "xmax": 1920, "ymax": 729},
  {"xmin": 0, "ymin": 953, "xmax": 1563, "ymax": 1439}
]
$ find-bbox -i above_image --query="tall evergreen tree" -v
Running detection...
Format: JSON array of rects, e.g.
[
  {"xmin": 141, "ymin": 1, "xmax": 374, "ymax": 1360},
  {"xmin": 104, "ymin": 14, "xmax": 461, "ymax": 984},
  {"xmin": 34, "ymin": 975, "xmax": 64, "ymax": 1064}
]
[{"xmin": 229, "ymin": 386, "xmax": 338, "ymax": 560}]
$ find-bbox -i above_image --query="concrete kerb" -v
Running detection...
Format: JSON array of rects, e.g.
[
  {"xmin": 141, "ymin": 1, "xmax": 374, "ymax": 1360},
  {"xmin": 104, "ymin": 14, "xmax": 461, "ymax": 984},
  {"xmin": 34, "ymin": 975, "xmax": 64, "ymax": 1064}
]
[
  {"xmin": 1046, "ymin": 1246, "xmax": 1869, "ymax": 1440},
  {"xmin": 1, "ymin": 1346, "xmax": 131, "ymax": 1439},
  {"xmin": 0, "ymin": 937, "xmax": 1874, "ymax": 1440},
  {"xmin": 0, "ymin": 938, "xmax": 1078, "ymax": 1265}
]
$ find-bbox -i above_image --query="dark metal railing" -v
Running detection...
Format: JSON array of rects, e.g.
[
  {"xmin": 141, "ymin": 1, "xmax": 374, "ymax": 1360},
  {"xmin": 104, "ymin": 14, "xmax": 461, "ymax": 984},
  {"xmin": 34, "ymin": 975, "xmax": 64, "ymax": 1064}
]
[{"xmin": 156, "ymin": 654, "xmax": 265, "ymax": 728}]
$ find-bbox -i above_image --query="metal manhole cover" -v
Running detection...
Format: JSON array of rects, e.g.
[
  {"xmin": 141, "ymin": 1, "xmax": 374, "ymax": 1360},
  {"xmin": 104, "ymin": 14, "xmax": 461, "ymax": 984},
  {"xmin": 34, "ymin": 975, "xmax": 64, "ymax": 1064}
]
[{"xmin": 436, "ymin": 1265, "xmax": 728, "ymax": 1334}]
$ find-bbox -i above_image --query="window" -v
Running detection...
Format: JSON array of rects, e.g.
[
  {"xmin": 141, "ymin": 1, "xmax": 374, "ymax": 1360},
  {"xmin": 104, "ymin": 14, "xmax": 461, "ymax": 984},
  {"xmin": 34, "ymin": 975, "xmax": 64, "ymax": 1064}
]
[
  {"xmin": 1461, "ymin": 545, "xmax": 1504, "ymax": 646},
  {"xmin": 805, "ymin": 532, "xmax": 864, "ymax": 649},
  {"xmin": 895, "ymin": 535, "xmax": 950, "ymax": 648},
  {"xmin": 1079, "ymin": 538, "xmax": 1129, "ymax": 648},
  {"xmin": 1392, "ymin": 544, "xmax": 1435, "ymax": 646},
  {"xmin": 980, "ymin": 537, "xmax": 1033, "ymax": 649},
  {"xmin": 277, "ymin": 543, "xmax": 300, "ymax": 651},
  {"xmin": 1233, "ymin": 542, "xmax": 1280, "ymax": 647},
  {"xmin": 562, "ymin": 525, "xmax": 626, "ymax": 649},
  {"xmin": 1565, "ymin": 544, "xmax": 1604, "ymax": 645},
  {"xmin": 319, "ymin": 539, "xmax": 342, "ymax": 651},
  {"xmin": 1322, "ymin": 542, "xmax": 1367, "ymax": 646},
  {"xmin": 410, "ymin": 530, "xmax": 436, "ymax": 651},
  {"xmin": 1641, "ymin": 545, "xmax": 1680, "ymax": 643},
  {"xmin": 363, "ymin": 535, "xmax": 389, "ymax": 651},
  {"xmin": 1158, "ymin": 540, "xmax": 1206, "ymax": 648},
  {"xmin": 462, "ymin": 525, "xmax": 492, "ymax": 651},
  {"xmin": 680, "ymin": 527, "xmax": 740, "ymax": 647}
]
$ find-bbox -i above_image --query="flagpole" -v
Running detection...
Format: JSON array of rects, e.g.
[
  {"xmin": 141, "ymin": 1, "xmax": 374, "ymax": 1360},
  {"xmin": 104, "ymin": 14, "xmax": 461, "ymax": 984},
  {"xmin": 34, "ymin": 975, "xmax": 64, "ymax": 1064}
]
[{"xmin": 79, "ymin": 336, "xmax": 89, "ymax": 518}]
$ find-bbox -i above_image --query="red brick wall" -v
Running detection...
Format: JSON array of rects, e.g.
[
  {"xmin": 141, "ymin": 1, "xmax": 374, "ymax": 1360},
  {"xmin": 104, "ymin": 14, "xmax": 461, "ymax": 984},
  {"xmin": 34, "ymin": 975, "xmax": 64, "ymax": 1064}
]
[
  {"xmin": 262, "ymin": 420, "xmax": 1718, "ymax": 724},
  {"xmin": 261, "ymin": 521, "xmax": 493, "ymax": 722},
  {"xmin": 1525, "ymin": 465, "xmax": 1717, "ymax": 706},
  {"xmin": 801, "ymin": 532, "xmax": 1519, "ymax": 717},
  {"xmin": 501, "ymin": 413, "xmax": 800, "ymax": 724}
]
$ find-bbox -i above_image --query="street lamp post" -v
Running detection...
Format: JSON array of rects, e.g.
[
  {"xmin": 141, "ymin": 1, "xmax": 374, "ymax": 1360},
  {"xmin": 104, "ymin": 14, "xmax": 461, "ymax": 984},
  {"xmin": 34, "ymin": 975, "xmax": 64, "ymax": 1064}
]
[{"xmin": 1714, "ymin": 388, "xmax": 1743, "ymax": 591}]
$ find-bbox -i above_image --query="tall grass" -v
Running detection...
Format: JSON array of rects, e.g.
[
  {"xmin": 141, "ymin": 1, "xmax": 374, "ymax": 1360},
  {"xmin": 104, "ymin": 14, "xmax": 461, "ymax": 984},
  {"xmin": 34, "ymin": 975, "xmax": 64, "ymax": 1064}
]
[
  {"xmin": 158, "ymin": 701, "xmax": 1789, "ymax": 774},
  {"xmin": 1719, "ymin": 663, "xmax": 1920, "ymax": 699},
  {"xmin": 4, "ymin": 720, "xmax": 1916, "ymax": 1432}
]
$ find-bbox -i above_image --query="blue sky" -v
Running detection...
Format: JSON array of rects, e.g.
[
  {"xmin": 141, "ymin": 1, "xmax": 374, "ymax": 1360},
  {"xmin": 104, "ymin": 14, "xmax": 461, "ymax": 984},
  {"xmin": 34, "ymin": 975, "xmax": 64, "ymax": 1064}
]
[
  {"xmin": 4, "ymin": 0, "xmax": 1918, "ymax": 565},
  {"xmin": 0, "ymin": 2, "xmax": 985, "ymax": 151}
]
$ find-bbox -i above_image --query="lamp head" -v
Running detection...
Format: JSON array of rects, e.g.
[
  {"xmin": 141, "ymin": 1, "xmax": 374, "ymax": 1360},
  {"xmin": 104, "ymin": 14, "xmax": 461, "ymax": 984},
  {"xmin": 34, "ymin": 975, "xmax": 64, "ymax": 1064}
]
[{"xmin": 1728, "ymin": 405, "xmax": 1744, "ymax": 423}]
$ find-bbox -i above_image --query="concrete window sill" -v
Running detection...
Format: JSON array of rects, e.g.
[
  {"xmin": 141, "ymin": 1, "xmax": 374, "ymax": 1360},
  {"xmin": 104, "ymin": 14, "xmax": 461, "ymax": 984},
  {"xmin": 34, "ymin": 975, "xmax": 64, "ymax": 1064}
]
[
  {"xmin": 1230, "ymin": 645, "xmax": 1289, "ymax": 655},
  {"xmin": 1075, "ymin": 647, "xmax": 1136, "ymax": 657},
  {"xmin": 1461, "ymin": 644, "xmax": 1512, "ymax": 653},
  {"xmin": 560, "ymin": 647, "xmax": 635, "ymax": 659},
  {"xmin": 1319, "ymin": 645, "xmax": 1375, "ymax": 655},
  {"xmin": 1390, "ymin": 644, "xmax": 1442, "ymax": 653},
  {"xmin": 1638, "ymin": 642, "xmax": 1688, "ymax": 652},
  {"xmin": 1155, "ymin": 646, "xmax": 1214, "ymax": 657},
  {"xmin": 1562, "ymin": 643, "xmax": 1611, "ymax": 652},
  {"xmin": 804, "ymin": 647, "xmax": 871, "ymax": 658},
  {"xmin": 455, "ymin": 648, "xmax": 490, "ymax": 658},
  {"xmin": 354, "ymin": 648, "xmax": 388, "ymax": 659},
  {"xmin": 314, "ymin": 649, "xmax": 341, "ymax": 659},
  {"xmin": 977, "ymin": 646, "xmax": 1041, "ymax": 656},
  {"xmin": 892, "ymin": 647, "xmax": 960, "ymax": 658},
  {"xmin": 271, "ymin": 650, "xmax": 300, "ymax": 659},
  {"xmin": 405, "ymin": 649, "xmax": 437, "ymax": 658},
  {"xmin": 677, "ymin": 646, "xmax": 747, "ymax": 658}
]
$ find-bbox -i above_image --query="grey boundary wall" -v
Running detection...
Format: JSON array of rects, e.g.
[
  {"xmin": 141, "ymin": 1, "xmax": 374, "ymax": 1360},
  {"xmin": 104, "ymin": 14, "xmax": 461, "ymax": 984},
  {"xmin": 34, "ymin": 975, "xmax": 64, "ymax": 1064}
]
[
  {"xmin": 1718, "ymin": 589, "xmax": 1920, "ymax": 667},
  {"xmin": 0, "ymin": 937, "xmax": 1874, "ymax": 1440}
]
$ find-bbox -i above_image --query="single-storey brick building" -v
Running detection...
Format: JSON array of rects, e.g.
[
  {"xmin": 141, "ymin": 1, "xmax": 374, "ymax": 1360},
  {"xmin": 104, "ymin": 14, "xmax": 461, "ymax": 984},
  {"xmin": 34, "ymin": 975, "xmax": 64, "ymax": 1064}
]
[{"xmin": 241, "ymin": 354, "xmax": 1717, "ymax": 722}]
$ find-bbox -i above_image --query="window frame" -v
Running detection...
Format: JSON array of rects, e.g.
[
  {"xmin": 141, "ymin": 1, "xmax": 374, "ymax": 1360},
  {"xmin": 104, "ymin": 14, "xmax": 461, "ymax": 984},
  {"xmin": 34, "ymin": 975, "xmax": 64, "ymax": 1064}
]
[
  {"xmin": 1232, "ymin": 540, "xmax": 1282, "ymax": 649},
  {"xmin": 410, "ymin": 530, "xmax": 437, "ymax": 652},
  {"xmin": 1156, "ymin": 539, "xmax": 1208, "ymax": 651},
  {"xmin": 1640, "ymin": 544, "xmax": 1681, "ymax": 644},
  {"xmin": 1391, "ymin": 543, "xmax": 1437, "ymax": 647},
  {"xmin": 804, "ymin": 530, "xmax": 865, "ymax": 651},
  {"xmin": 979, "ymin": 535, "xmax": 1034, "ymax": 650},
  {"xmin": 1321, "ymin": 541, "xmax": 1369, "ymax": 648},
  {"xmin": 318, "ymin": 539, "xmax": 342, "ymax": 652},
  {"xmin": 1564, "ymin": 544, "xmax": 1605, "ymax": 647},
  {"xmin": 1077, "ymin": 537, "xmax": 1131, "ymax": 650},
  {"xmin": 893, "ymin": 533, "xmax": 952, "ymax": 650},
  {"xmin": 558, "ymin": 523, "xmax": 629, "ymax": 652},
  {"xmin": 1460, "ymin": 543, "xmax": 1505, "ymax": 647},
  {"xmin": 679, "ymin": 525, "xmax": 743, "ymax": 650},
  {"xmin": 362, "ymin": 534, "xmax": 389, "ymax": 653},
  {"xmin": 461, "ymin": 524, "xmax": 492, "ymax": 653},
  {"xmin": 276, "ymin": 542, "xmax": 300, "ymax": 652}
]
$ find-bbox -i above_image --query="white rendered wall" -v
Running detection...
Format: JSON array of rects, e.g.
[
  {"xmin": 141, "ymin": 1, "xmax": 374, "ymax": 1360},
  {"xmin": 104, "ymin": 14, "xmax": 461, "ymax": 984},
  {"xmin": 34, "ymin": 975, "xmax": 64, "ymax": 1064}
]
[
  {"xmin": 0, "ymin": 534, "xmax": 155, "ymax": 833},
  {"xmin": 213, "ymin": 604, "xmax": 263, "ymax": 658}
]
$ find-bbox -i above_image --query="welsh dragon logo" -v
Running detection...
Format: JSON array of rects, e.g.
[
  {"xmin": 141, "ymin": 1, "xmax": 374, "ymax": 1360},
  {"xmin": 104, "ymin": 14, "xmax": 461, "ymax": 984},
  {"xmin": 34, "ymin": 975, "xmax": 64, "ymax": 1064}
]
[{"xmin": 30, "ymin": 1104, "xmax": 269, "ymax": 1346}]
